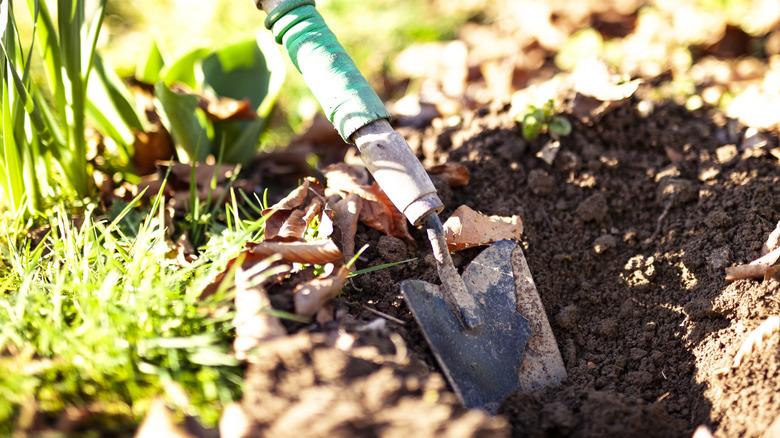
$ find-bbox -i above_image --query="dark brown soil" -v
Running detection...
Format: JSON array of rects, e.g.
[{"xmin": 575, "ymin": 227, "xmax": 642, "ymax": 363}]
[
  {"xmin": 241, "ymin": 331, "xmax": 507, "ymax": 437},
  {"xmin": 338, "ymin": 99, "xmax": 780, "ymax": 437}
]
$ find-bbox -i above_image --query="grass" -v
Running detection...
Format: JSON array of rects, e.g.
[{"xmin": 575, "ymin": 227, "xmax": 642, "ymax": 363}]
[
  {"xmin": 1, "ymin": 0, "xmax": 106, "ymax": 215},
  {"xmin": 0, "ymin": 187, "xmax": 277, "ymax": 432}
]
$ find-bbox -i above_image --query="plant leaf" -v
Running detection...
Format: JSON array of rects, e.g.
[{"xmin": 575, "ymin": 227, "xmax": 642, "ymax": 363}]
[
  {"xmin": 137, "ymin": 40, "xmax": 165, "ymax": 84},
  {"xmin": 160, "ymin": 47, "xmax": 210, "ymax": 88},
  {"xmin": 155, "ymin": 82, "xmax": 210, "ymax": 163},
  {"xmin": 87, "ymin": 55, "xmax": 145, "ymax": 148}
]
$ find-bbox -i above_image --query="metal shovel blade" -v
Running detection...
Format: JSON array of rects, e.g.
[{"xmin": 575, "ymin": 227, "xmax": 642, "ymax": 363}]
[{"xmin": 400, "ymin": 240, "xmax": 531, "ymax": 413}]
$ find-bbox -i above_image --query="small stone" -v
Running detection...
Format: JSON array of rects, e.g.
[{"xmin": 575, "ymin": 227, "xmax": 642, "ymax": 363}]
[
  {"xmin": 527, "ymin": 169, "xmax": 555, "ymax": 196},
  {"xmin": 698, "ymin": 166, "xmax": 720, "ymax": 181},
  {"xmin": 555, "ymin": 305, "xmax": 579, "ymax": 331},
  {"xmin": 576, "ymin": 192, "xmax": 608, "ymax": 222},
  {"xmin": 654, "ymin": 165, "xmax": 681, "ymax": 182},
  {"xmin": 376, "ymin": 236, "xmax": 409, "ymax": 263},
  {"xmin": 555, "ymin": 150, "xmax": 581, "ymax": 172},
  {"xmin": 593, "ymin": 234, "xmax": 618, "ymax": 254},
  {"xmin": 742, "ymin": 127, "xmax": 769, "ymax": 150},
  {"xmin": 656, "ymin": 178, "xmax": 697, "ymax": 207},
  {"xmin": 707, "ymin": 246, "xmax": 732, "ymax": 270},
  {"xmin": 715, "ymin": 144, "xmax": 738, "ymax": 164}
]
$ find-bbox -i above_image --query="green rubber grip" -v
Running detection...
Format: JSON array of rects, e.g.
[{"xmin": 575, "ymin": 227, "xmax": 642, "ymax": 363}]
[{"xmin": 265, "ymin": 1, "xmax": 390, "ymax": 141}]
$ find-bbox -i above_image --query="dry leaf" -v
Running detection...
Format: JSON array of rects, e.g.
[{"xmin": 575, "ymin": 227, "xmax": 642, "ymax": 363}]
[
  {"xmin": 572, "ymin": 59, "xmax": 640, "ymax": 102},
  {"xmin": 323, "ymin": 163, "xmax": 373, "ymax": 199},
  {"xmin": 359, "ymin": 183, "xmax": 414, "ymax": 242},
  {"xmin": 265, "ymin": 179, "xmax": 311, "ymax": 211},
  {"xmin": 246, "ymin": 240, "xmax": 342, "ymax": 265},
  {"xmin": 332, "ymin": 193, "xmax": 362, "ymax": 261},
  {"xmin": 322, "ymin": 165, "xmax": 414, "ymax": 243},
  {"xmin": 199, "ymin": 96, "xmax": 256, "ymax": 121},
  {"xmin": 133, "ymin": 129, "xmax": 174, "ymax": 175},
  {"xmin": 233, "ymin": 266, "xmax": 286, "ymax": 361},
  {"xmin": 427, "ymin": 163, "xmax": 470, "ymax": 187},
  {"xmin": 443, "ymin": 205, "xmax": 523, "ymax": 251},
  {"xmin": 263, "ymin": 178, "xmax": 325, "ymax": 242},
  {"xmin": 294, "ymin": 265, "xmax": 349, "ymax": 316},
  {"xmin": 135, "ymin": 399, "xmax": 192, "ymax": 438}
]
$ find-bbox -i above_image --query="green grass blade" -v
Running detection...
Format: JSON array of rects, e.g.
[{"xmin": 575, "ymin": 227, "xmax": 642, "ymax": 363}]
[{"xmin": 349, "ymin": 258, "xmax": 416, "ymax": 278}]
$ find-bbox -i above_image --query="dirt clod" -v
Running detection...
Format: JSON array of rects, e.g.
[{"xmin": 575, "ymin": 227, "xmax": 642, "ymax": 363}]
[
  {"xmin": 575, "ymin": 192, "xmax": 608, "ymax": 222},
  {"xmin": 555, "ymin": 305, "xmax": 579, "ymax": 331},
  {"xmin": 593, "ymin": 234, "xmax": 618, "ymax": 254},
  {"xmin": 527, "ymin": 169, "xmax": 555, "ymax": 196},
  {"xmin": 242, "ymin": 333, "xmax": 508, "ymax": 437},
  {"xmin": 376, "ymin": 236, "xmax": 410, "ymax": 264},
  {"xmin": 657, "ymin": 178, "xmax": 698, "ymax": 207}
]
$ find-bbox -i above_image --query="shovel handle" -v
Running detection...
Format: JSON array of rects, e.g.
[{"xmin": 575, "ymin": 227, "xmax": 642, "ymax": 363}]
[{"xmin": 259, "ymin": 0, "xmax": 443, "ymax": 225}]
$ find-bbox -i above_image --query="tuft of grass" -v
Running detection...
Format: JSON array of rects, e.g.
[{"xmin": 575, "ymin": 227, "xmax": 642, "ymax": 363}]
[
  {"xmin": 1, "ymin": 0, "xmax": 107, "ymax": 215},
  {"xmin": 0, "ymin": 188, "xmax": 276, "ymax": 431}
]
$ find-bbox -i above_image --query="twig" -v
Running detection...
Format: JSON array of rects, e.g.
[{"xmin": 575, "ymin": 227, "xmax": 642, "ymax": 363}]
[
  {"xmin": 725, "ymin": 246, "xmax": 780, "ymax": 282},
  {"xmin": 362, "ymin": 305, "xmax": 405, "ymax": 325},
  {"xmin": 646, "ymin": 201, "xmax": 673, "ymax": 243}
]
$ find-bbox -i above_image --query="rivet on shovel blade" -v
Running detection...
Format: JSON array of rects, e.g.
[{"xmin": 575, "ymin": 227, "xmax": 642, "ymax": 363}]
[{"xmin": 401, "ymin": 240, "xmax": 531, "ymax": 413}]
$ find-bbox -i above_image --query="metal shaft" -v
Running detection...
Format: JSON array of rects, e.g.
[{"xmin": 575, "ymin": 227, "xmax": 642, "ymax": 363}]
[{"xmin": 425, "ymin": 214, "xmax": 481, "ymax": 329}]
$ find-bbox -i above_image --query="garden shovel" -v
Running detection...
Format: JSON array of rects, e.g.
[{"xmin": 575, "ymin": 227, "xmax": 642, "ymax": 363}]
[{"xmin": 257, "ymin": 0, "xmax": 566, "ymax": 412}]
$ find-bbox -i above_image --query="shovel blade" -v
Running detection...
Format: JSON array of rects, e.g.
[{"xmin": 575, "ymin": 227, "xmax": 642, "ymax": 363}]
[{"xmin": 401, "ymin": 240, "xmax": 531, "ymax": 413}]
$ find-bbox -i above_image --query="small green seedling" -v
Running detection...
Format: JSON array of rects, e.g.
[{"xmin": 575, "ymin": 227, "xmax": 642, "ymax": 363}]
[{"xmin": 518, "ymin": 99, "xmax": 572, "ymax": 141}]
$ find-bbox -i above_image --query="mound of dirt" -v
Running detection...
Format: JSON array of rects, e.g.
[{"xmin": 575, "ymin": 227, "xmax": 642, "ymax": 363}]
[
  {"xmin": 241, "ymin": 331, "xmax": 507, "ymax": 437},
  {"xmin": 340, "ymin": 98, "xmax": 779, "ymax": 437}
]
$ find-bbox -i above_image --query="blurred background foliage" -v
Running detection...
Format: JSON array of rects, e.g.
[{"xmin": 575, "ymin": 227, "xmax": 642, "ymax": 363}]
[{"xmin": 100, "ymin": 0, "xmax": 478, "ymax": 143}]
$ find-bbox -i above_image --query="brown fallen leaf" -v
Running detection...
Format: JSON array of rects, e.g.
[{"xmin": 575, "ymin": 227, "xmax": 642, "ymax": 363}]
[
  {"xmin": 233, "ymin": 266, "xmax": 287, "ymax": 361},
  {"xmin": 572, "ymin": 59, "xmax": 640, "ymax": 102},
  {"xmin": 725, "ymin": 246, "xmax": 780, "ymax": 282},
  {"xmin": 427, "ymin": 162, "xmax": 470, "ymax": 187},
  {"xmin": 570, "ymin": 60, "xmax": 641, "ymax": 121},
  {"xmin": 322, "ymin": 165, "xmax": 414, "ymax": 242},
  {"xmin": 322, "ymin": 163, "xmax": 372, "ymax": 198},
  {"xmin": 133, "ymin": 129, "xmax": 174, "ymax": 175},
  {"xmin": 262, "ymin": 178, "xmax": 326, "ymax": 242},
  {"xmin": 443, "ymin": 205, "xmax": 523, "ymax": 251},
  {"xmin": 199, "ymin": 95, "xmax": 256, "ymax": 122},
  {"xmin": 293, "ymin": 265, "xmax": 349, "ymax": 317},
  {"xmin": 332, "ymin": 193, "xmax": 362, "ymax": 261},
  {"xmin": 359, "ymin": 183, "xmax": 415, "ymax": 242},
  {"xmin": 245, "ymin": 240, "xmax": 342, "ymax": 265}
]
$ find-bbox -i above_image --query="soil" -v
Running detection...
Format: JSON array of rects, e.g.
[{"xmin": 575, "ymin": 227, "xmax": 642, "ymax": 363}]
[
  {"xmin": 241, "ymin": 331, "xmax": 507, "ymax": 437},
  {"xmin": 313, "ymin": 99, "xmax": 779, "ymax": 437}
]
